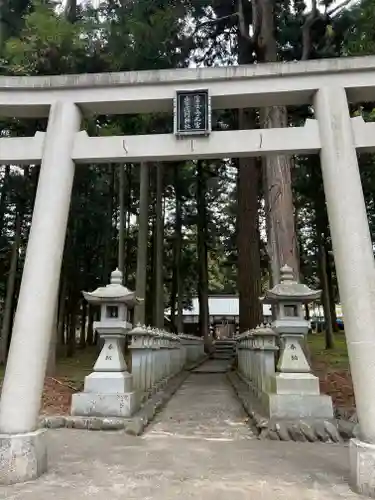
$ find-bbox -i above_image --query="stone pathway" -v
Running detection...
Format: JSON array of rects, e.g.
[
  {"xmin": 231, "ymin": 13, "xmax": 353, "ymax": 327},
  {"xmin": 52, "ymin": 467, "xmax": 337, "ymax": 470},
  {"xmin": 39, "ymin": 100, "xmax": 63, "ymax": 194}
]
[
  {"xmin": 145, "ymin": 362, "xmax": 253, "ymax": 441},
  {"xmin": 2, "ymin": 360, "xmax": 362, "ymax": 499},
  {"xmin": 192, "ymin": 358, "xmax": 232, "ymax": 373},
  {"xmin": 3, "ymin": 430, "xmax": 360, "ymax": 499}
]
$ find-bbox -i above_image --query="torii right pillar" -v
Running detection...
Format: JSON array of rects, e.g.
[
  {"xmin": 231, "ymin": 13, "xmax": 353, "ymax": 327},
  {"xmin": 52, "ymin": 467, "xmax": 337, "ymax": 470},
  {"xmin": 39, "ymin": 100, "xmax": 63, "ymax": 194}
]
[{"xmin": 314, "ymin": 86, "xmax": 375, "ymax": 497}]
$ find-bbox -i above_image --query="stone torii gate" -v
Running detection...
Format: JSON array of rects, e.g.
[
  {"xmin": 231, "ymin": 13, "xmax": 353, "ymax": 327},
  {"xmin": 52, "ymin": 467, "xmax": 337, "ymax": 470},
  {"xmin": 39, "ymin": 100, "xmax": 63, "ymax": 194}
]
[{"xmin": 1, "ymin": 56, "xmax": 375, "ymax": 495}]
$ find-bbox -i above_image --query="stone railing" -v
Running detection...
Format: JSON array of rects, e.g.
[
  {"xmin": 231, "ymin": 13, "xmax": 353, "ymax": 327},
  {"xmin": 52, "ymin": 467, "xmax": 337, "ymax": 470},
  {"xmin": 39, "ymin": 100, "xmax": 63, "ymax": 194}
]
[
  {"xmin": 233, "ymin": 323, "xmax": 334, "ymax": 431},
  {"xmin": 129, "ymin": 326, "xmax": 200, "ymax": 396},
  {"xmin": 236, "ymin": 325, "xmax": 279, "ymax": 396},
  {"xmin": 178, "ymin": 334, "xmax": 205, "ymax": 365},
  {"xmin": 71, "ymin": 324, "xmax": 204, "ymax": 421}
]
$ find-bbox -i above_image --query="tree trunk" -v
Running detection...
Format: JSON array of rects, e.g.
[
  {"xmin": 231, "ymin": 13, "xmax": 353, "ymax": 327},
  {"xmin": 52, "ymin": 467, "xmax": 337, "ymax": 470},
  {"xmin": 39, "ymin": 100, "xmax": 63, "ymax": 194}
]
[
  {"xmin": 0, "ymin": 211, "xmax": 21, "ymax": 364},
  {"xmin": 305, "ymin": 303, "xmax": 310, "ymax": 320},
  {"xmin": 258, "ymin": 0, "xmax": 299, "ymax": 282},
  {"xmin": 46, "ymin": 297, "xmax": 58, "ymax": 376},
  {"xmin": 170, "ymin": 279, "xmax": 177, "ymax": 332},
  {"xmin": 118, "ymin": 164, "xmax": 126, "ymax": 280},
  {"xmin": 134, "ymin": 162, "xmax": 149, "ymax": 325},
  {"xmin": 325, "ymin": 246, "xmax": 339, "ymax": 332},
  {"xmin": 79, "ymin": 299, "xmax": 87, "ymax": 349},
  {"xmin": 237, "ymin": 109, "xmax": 262, "ymax": 331},
  {"xmin": 171, "ymin": 165, "xmax": 184, "ymax": 333},
  {"xmin": 176, "ymin": 288, "xmax": 183, "ymax": 334},
  {"xmin": 125, "ymin": 164, "xmax": 132, "ymax": 284},
  {"xmin": 196, "ymin": 160, "xmax": 211, "ymax": 350},
  {"xmin": 0, "ymin": 0, "xmax": 7, "ymax": 55},
  {"xmin": 316, "ymin": 230, "xmax": 335, "ymax": 349},
  {"xmin": 57, "ymin": 275, "xmax": 67, "ymax": 351},
  {"xmin": 0, "ymin": 164, "xmax": 10, "ymax": 239},
  {"xmin": 86, "ymin": 306, "xmax": 95, "ymax": 346},
  {"xmin": 147, "ymin": 200, "xmax": 156, "ymax": 326},
  {"xmin": 66, "ymin": 294, "xmax": 78, "ymax": 358},
  {"xmin": 102, "ymin": 165, "xmax": 115, "ymax": 283},
  {"xmin": 64, "ymin": 0, "xmax": 77, "ymax": 23},
  {"xmin": 154, "ymin": 164, "xmax": 164, "ymax": 329}
]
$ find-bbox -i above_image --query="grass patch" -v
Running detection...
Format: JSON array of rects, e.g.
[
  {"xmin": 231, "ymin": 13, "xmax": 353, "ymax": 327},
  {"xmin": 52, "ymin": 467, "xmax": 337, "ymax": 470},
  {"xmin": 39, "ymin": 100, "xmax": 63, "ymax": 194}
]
[
  {"xmin": 308, "ymin": 332, "xmax": 349, "ymax": 371},
  {"xmin": 0, "ymin": 345, "xmax": 132, "ymax": 387},
  {"xmin": 55, "ymin": 347, "xmax": 99, "ymax": 385}
]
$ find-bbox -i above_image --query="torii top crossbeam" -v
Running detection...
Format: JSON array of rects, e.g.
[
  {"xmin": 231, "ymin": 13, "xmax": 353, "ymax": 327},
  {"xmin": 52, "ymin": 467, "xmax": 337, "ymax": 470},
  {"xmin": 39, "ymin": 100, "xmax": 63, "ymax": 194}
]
[{"xmin": 1, "ymin": 55, "xmax": 375, "ymax": 117}]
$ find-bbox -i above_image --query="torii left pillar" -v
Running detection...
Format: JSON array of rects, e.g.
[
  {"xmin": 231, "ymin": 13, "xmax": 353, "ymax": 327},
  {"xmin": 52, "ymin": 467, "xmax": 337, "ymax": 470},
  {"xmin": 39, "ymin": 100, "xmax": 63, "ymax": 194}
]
[{"xmin": 0, "ymin": 101, "xmax": 81, "ymax": 484}]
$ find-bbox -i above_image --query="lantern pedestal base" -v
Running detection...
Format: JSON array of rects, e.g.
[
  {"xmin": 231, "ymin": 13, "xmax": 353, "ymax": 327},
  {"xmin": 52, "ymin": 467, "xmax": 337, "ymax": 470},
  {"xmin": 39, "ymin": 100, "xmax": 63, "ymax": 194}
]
[
  {"xmin": 71, "ymin": 391, "xmax": 139, "ymax": 418},
  {"xmin": 260, "ymin": 391, "xmax": 334, "ymax": 420},
  {"xmin": 271, "ymin": 372, "xmax": 321, "ymax": 395},
  {"xmin": 83, "ymin": 371, "xmax": 133, "ymax": 394}
]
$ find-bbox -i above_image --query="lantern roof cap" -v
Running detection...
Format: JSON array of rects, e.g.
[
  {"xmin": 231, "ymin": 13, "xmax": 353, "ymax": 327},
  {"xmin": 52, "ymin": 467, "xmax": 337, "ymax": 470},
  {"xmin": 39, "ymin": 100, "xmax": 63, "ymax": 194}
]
[
  {"xmin": 82, "ymin": 268, "xmax": 142, "ymax": 306},
  {"xmin": 262, "ymin": 265, "xmax": 321, "ymax": 303}
]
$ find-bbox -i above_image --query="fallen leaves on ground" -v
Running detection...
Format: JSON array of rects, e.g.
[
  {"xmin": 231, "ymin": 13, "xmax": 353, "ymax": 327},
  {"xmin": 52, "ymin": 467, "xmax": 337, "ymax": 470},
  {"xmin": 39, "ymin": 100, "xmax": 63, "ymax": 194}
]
[
  {"xmin": 312, "ymin": 358, "xmax": 356, "ymax": 417},
  {"xmin": 41, "ymin": 377, "xmax": 81, "ymax": 415}
]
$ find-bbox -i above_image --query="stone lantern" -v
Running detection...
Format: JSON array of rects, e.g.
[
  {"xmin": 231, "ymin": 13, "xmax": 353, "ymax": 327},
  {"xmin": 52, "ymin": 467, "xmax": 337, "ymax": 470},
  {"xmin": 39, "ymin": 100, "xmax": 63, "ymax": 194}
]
[
  {"xmin": 71, "ymin": 268, "xmax": 140, "ymax": 418},
  {"xmin": 261, "ymin": 265, "xmax": 333, "ymax": 419},
  {"xmin": 264, "ymin": 265, "xmax": 320, "ymax": 374}
]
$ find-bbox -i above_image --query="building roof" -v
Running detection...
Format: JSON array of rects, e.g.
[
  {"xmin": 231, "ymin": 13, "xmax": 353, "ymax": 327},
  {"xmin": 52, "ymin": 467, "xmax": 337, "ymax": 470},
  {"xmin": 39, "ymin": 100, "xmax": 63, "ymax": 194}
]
[
  {"xmin": 165, "ymin": 295, "xmax": 342, "ymax": 319},
  {"xmin": 179, "ymin": 296, "xmax": 272, "ymax": 317}
]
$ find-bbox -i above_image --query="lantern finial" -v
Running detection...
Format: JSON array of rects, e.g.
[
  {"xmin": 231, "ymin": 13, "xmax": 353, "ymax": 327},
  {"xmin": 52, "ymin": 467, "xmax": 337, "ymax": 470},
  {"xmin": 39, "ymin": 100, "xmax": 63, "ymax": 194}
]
[{"xmin": 110, "ymin": 268, "xmax": 123, "ymax": 285}]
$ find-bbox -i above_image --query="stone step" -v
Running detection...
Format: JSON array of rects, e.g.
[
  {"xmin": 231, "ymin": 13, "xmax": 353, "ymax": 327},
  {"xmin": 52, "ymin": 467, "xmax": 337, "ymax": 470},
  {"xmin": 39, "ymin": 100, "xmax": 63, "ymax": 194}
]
[
  {"xmin": 212, "ymin": 352, "xmax": 235, "ymax": 359},
  {"xmin": 212, "ymin": 339, "xmax": 236, "ymax": 361}
]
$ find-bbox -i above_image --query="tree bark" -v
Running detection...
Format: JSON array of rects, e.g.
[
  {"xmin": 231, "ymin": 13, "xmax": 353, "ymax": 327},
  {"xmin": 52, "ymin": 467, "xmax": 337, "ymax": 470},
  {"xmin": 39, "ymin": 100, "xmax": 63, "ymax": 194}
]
[
  {"xmin": 171, "ymin": 165, "xmax": 184, "ymax": 333},
  {"xmin": 134, "ymin": 162, "xmax": 149, "ymax": 325},
  {"xmin": 66, "ymin": 293, "xmax": 78, "ymax": 358},
  {"xmin": 257, "ymin": 0, "xmax": 299, "ymax": 282},
  {"xmin": 196, "ymin": 160, "xmax": 211, "ymax": 350},
  {"xmin": 305, "ymin": 303, "xmax": 310, "ymax": 320},
  {"xmin": 64, "ymin": 0, "xmax": 77, "ymax": 23},
  {"xmin": 79, "ymin": 299, "xmax": 87, "ymax": 349},
  {"xmin": 147, "ymin": 198, "xmax": 156, "ymax": 326},
  {"xmin": 102, "ymin": 165, "xmax": 115, "ymax": 283},
  {"xmin": 325, "ymin": 245, "xmax": 339, "ymax": 332},
  {"xmin": 46, "ymin": 297, "xmax": 58, "ymax": 376},
  {"xmin": 125, "ymin": 164, "xmax": 132, "ymax": 284},
  {"xmin": 316, "ymin": 227, "xmax": 335, "ymax": 349},
  {"xmin": 0, "ymin": 0, "xmax": 7, "ymax": 55},
  {"xmin": 154, "ymin": 164, "xmax": 164, "ymax": 328},
  {"xmin": 0, "ymin": 165, "xmax": 10, "ymax": 240},
  {"xmin": 57, "ymin": 275, "xmax": 67, "ymax": 351},
  {"xmin": 0, "ymin": 211, "xmax": 21, "ymax": 364},
  {"xmin": 86, "ymin": 306, "xmax": 95, "ymax": 346},
  {"xmin": 235, "ymin": 27, "xmax": 263, "ymax": 332},
  {"xmin": 237, "ymin": 109, "xmax": 262, "ymax": 331},
  {"xmin": 118, "ymin": 164, "xmax": 126, "ymax": 280}
]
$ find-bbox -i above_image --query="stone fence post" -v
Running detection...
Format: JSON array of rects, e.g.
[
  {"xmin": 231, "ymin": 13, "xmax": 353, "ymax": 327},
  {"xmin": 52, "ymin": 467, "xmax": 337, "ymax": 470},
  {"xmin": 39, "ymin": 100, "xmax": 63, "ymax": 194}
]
[
  {"xmin": 129, "ymin": 325, "xmax": 152, "ymax": 394},
  {"xmin": 129, "ymin": 327, "xmax": 186, "ymax": 397},
  {"xmin": 236, "ymin": 331, "xmax": 251, "ymax": 379},
  {"xmin": 252, "ymin": 326, "xmax": 278, "ymax": 394},
  {"xmin": 235, "ymin": 325, "xmax": 278, "ymax": 395},
  {"xmin": 179, "ymin": 334, "xmax": 204, "ymax": 365}
]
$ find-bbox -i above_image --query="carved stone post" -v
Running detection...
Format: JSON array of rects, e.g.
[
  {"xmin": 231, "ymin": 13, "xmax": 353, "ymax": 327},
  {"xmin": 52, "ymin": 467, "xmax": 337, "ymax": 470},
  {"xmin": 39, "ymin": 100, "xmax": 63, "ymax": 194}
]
[{"xmin": 252, "ymin": 325, "xmax": 278, "ymax": 393}]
